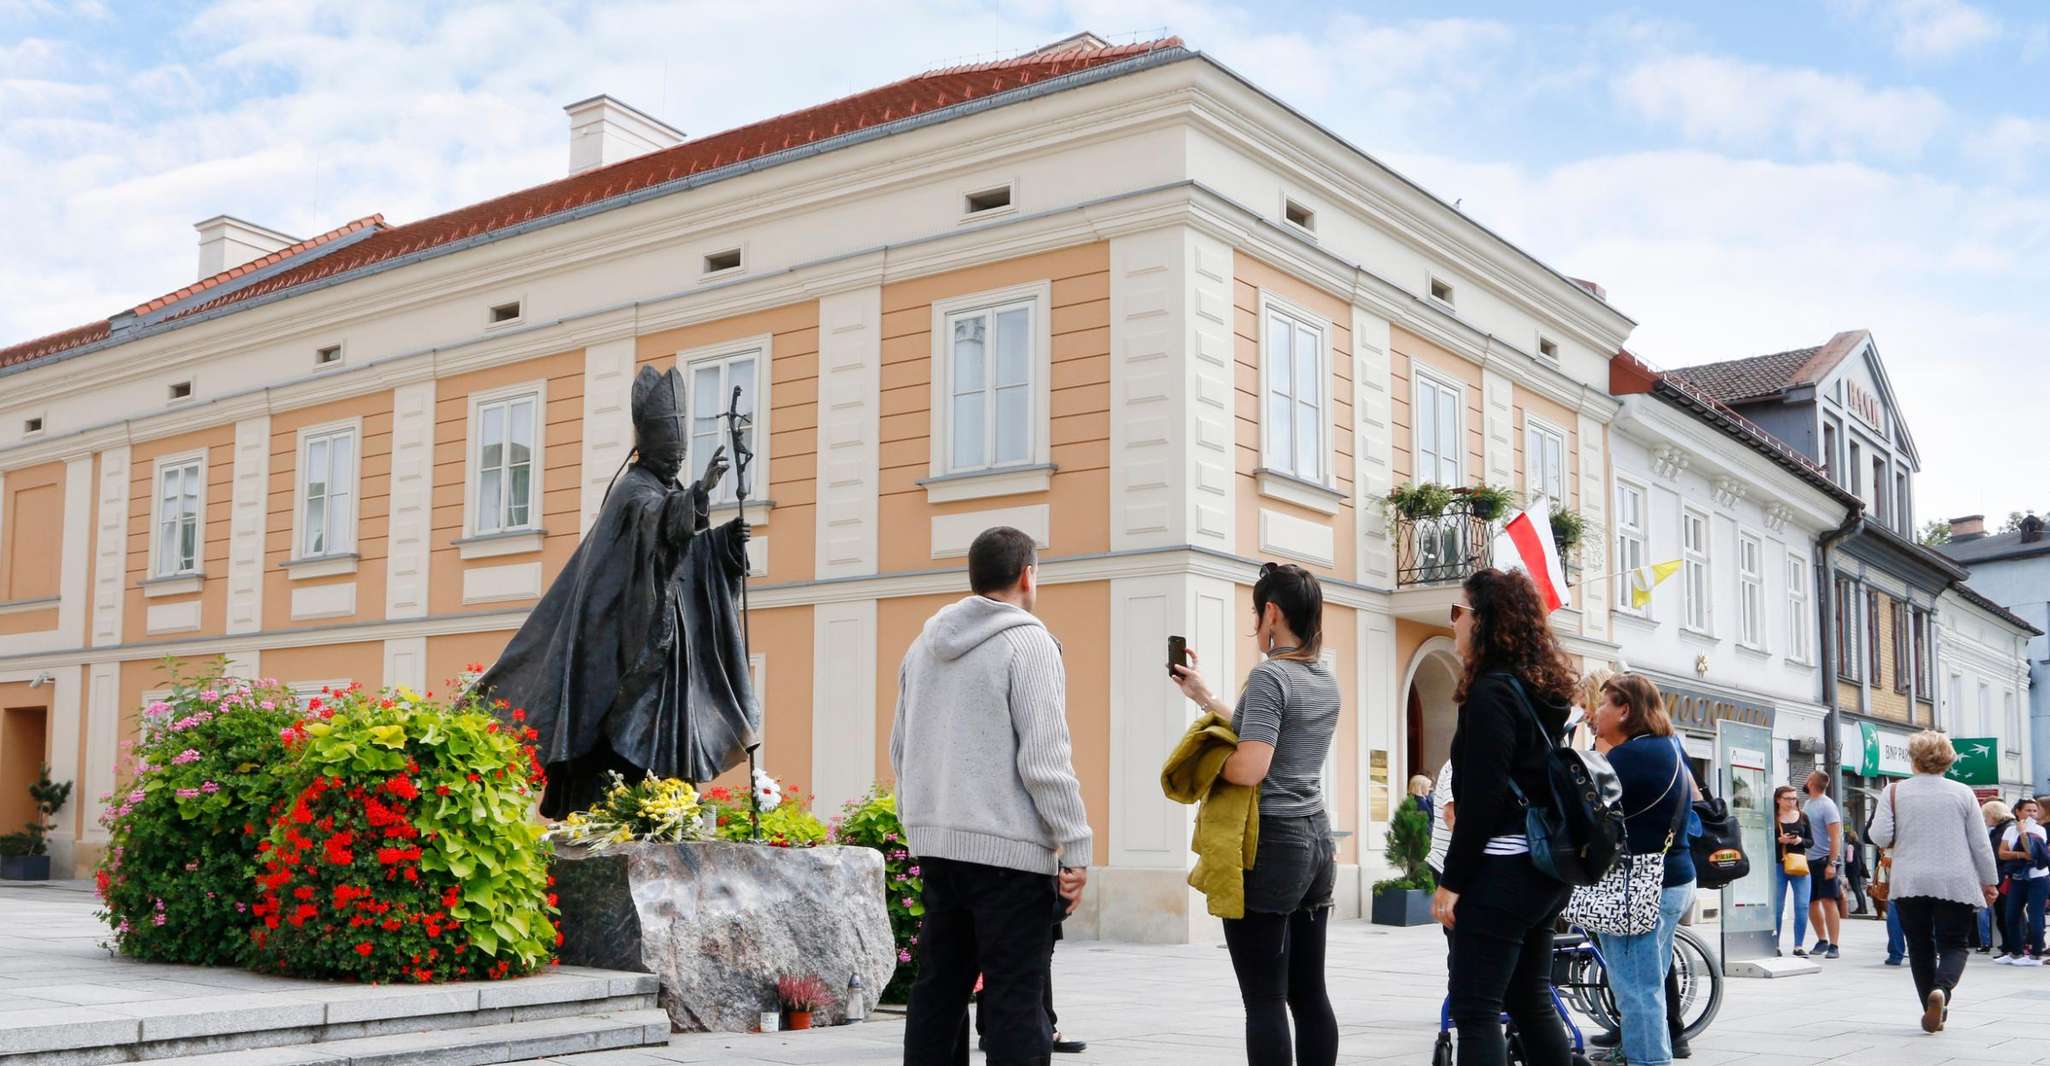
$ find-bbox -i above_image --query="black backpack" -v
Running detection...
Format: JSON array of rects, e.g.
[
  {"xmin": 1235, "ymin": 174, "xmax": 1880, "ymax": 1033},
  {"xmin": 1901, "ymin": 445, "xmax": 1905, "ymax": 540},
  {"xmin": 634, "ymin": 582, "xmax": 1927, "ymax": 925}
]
[
  {"xmin": 1499, "ymin": 674, "xmax": 1625, "ymax": 886},
  {"xmin": 1687, "ymin": 768, "xmax": 1749, "ymax": 889}
]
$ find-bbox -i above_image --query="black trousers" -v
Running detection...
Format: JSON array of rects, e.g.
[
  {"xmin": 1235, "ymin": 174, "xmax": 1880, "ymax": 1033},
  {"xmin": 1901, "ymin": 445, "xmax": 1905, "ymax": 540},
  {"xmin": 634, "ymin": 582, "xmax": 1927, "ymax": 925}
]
[
  {"xmin": 976, "ymin": 925, "xmax": 1059, "ymax": 1037},
  {"xmin": 1222, "ymin": 906, "xmax": 1338, "ymax": 1066},
  {"xmin": 1447, "ymin": 856, "xmax": 1573, "ymax": 1066},
  {"xmin": 1893, "ymin": 896, "xmax": 1975, "ymax": 1009},
  {"xmin": 904, "ymin": 857, "xmax": 1059, "ymax": 1066}
]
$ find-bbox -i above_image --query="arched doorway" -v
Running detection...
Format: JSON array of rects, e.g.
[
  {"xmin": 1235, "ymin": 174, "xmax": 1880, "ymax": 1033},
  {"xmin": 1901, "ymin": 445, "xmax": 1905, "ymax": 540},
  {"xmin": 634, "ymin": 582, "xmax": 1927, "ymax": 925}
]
[{"xmin": 1402, "ymin": 638, "xmax": 1462, "ymax": 786}]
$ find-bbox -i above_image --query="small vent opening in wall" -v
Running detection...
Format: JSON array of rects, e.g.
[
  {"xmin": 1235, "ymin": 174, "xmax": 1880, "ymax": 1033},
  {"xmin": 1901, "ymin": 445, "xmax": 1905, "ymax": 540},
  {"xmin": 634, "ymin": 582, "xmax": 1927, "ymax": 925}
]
[
  {"xmin": 168, "ymin": 380, "xmax": 193, "ymax": 401},
  {"xmin": 1284, "ymin": 200, "xmax": 1315, "ymax": 231},
  {"xmin": 315, "ymin": 344, "xmax": 342, "ymax": 366},
  {"xmin": 964, "ymin": 185, "xmax": 1012, "ymax": 215},
  {"xmin": 489, "ymin": 301, "xmax": 522, "ymax": 324},
  {"xmin": 1538, "ymin": 337, "xmax": 1559, "ymax": 361},
  {"xmin": 24, "ymin": 417, "xmax": 43, "ymax": 434},
  {"xmin": 704, "ymin": 248, "xmax": 743, "ymax": 274},
  {"xmin": 1429, "ymin": 277, "xmax": 1455, "ymax": 307}
]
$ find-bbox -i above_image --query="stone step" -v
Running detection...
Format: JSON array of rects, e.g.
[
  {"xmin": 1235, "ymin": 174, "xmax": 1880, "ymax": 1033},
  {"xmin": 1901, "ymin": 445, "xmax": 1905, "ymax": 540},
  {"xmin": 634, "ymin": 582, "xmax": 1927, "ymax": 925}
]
[
  {"xmin": 119, "ymin": 1008, "xmax": 672, "ymax": 1066},
  {"xmin": 0, "ymin": 968, "xmax": 661, "ymax": 1065}
]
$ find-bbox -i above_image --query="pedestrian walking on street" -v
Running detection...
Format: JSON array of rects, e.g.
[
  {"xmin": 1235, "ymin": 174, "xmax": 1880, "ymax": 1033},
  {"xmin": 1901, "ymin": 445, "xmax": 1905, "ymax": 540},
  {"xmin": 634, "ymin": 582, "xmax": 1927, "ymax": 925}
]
[
  {"xmin": 1844, "ymin": 826, "xmax": 1870, "ymax": 915},
  {"xmin": 1804, "ymin": 771, "xmax": 1846, "ymax": 959},
  {"xmin": 892, "ymin": 527, "xmax": 1092, "ymax": 1066},
  {"xmin": 1868, "ymin": 731, "xmax": 2000, "ymax": 1034},
  {"xmin": 1994, "ymin": 797, "xmax": 2050, "ymax": 966},
  {"xmin": 1432, "ymin": 568, "xmax": 1582, "ymax": 1066},
  {"xmin": 1977, "ymin": 800, "xmax": 2013, "ymax": 955},
  {"xmin": 1170, "ymin": 561, "xmax": 1340, "ymax": 1066},
  {"xmin": 1583, "ymin": 674, "xmax": 1697, "ymax": 1066},
  {"xmin": 1771, "ymin": 786, "xmax": 1815, "ymax": 957}
]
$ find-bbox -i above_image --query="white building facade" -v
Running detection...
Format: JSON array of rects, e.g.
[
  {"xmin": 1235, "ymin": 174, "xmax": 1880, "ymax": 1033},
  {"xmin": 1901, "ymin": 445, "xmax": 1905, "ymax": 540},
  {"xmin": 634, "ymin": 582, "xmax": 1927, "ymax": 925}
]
[{"xmin": 1934, "ymin": 583, "xmax": 2036, "ymax": 798}]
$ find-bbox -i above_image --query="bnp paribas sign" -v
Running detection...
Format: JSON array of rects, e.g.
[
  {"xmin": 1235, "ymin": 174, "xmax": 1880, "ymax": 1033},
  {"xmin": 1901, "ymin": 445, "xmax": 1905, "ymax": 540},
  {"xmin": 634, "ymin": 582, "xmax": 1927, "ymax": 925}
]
[{"xmin": 1946, "ymin": 737, "xmax": 1999, "ymax": 787}]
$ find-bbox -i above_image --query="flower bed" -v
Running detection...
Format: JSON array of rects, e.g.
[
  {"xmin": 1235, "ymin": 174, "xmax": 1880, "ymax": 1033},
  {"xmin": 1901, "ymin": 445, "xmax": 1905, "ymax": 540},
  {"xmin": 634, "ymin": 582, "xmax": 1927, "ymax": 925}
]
[
  {"xmin": 248, "ymin": 685, "xmax": 557, "ymax": 982},
  {"xmin": 830, "ymin": 789, "xmax": 920, "ymax": 1003},
  {"xmin": 96, "ymin": 663, "xmax": 299, "ymax": 966}
]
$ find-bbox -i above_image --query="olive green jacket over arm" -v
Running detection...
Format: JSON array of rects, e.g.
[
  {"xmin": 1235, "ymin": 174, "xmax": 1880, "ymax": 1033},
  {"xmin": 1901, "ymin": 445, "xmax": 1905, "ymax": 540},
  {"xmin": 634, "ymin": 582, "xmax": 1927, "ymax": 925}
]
[{"xmin": 1160, "ymin": 712, "xmax": 1261, "ymax": 919}]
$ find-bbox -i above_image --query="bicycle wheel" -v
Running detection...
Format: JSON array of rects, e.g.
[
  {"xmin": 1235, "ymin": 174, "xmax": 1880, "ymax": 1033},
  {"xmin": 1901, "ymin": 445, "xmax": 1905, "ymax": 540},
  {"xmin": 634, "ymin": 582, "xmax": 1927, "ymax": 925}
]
[
  {"xmin": 1563, "ymin": 947, "xmax": 1620, "ymax": 1034},
  {"xmin": 1670, "ymin": 926, "xmax": 1724, "ymax": 1039}
]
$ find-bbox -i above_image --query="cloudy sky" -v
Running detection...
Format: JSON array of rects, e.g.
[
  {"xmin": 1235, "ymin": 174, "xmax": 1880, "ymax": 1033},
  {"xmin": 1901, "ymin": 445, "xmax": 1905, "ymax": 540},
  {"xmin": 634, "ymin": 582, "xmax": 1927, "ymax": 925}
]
[{"xmin": 3, "ymin": 0, "xmax": 2044, "ymax": 526}]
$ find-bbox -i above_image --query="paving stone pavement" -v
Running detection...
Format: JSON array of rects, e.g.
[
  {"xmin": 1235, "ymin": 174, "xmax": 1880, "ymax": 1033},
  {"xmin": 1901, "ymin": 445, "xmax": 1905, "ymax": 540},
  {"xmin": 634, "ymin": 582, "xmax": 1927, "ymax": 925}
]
[{"xmin": 12, "ymin": 878, "xmax": 2050, "ymax": 1066}]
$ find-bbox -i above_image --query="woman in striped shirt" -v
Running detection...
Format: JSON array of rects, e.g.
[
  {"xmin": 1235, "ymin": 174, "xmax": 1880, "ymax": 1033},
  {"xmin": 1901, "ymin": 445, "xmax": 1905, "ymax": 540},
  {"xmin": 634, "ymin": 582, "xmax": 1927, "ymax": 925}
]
[{"xmin": 1170, "ymin": 562, "xmax": 1341, "ymax": 1066}]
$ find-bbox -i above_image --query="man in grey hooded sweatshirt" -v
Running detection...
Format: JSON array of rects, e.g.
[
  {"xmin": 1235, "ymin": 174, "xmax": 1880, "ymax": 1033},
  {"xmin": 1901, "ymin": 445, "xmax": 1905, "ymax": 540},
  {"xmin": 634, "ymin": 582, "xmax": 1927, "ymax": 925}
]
[{"xmin": 893, "ymin": 526, "xmax": 1091, "ymax": 1066}]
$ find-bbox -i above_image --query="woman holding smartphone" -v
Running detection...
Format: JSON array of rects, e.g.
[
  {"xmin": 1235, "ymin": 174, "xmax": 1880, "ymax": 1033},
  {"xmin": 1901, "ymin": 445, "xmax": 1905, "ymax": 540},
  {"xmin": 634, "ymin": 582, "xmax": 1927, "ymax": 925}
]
[{"xmin": 1170, "ymin": 562, "xmax": 1340, "ymax": 1066}]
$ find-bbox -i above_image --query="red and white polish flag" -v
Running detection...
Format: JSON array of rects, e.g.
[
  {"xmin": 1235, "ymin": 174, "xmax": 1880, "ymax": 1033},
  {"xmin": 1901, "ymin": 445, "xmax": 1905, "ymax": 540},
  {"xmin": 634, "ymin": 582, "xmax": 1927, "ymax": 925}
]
[{"xmin": 1490, "ymin": 498, "xmax": 1571, "ymax": 612}]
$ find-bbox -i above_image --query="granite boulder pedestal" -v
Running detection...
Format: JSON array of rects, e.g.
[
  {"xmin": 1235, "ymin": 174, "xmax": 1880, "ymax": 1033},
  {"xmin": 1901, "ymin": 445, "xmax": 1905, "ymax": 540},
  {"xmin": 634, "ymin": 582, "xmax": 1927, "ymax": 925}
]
[{"xmin": 553, "ymin": 840, "xmax": 898, "ymax": 1033}]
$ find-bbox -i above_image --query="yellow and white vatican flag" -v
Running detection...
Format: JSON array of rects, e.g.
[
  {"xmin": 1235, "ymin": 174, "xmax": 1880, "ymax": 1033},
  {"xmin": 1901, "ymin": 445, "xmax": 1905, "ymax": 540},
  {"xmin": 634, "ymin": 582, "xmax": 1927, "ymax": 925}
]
[{"xmin": 1625, "ymin": 560, "xmax": 1684, "ymax": 610}]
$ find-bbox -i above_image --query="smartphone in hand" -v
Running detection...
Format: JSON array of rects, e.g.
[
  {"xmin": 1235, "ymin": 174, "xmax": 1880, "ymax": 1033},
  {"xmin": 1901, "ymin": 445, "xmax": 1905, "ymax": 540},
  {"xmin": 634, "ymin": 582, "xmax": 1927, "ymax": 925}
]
[{"xmin": 1167, "ymin": 635, "xmax": 1187, "ymax": 677}]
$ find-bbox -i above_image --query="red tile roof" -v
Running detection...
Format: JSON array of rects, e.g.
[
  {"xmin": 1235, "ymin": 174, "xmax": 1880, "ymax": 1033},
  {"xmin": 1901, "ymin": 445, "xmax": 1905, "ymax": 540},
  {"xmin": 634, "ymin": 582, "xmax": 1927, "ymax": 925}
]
[
  {"xmin": 0, "ymin": 36, "xmax": 1183, "ymax": 373},
  {"xmin": 1665, "ymin": 330, "xmax": 1871, "ymax": 404}
]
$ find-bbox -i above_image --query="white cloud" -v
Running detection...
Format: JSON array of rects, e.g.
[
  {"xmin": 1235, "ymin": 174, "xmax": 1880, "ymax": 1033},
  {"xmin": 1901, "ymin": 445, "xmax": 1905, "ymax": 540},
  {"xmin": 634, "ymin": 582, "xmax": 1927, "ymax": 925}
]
[
  {"xmin": 1834, "ymin": 0, "xmax": 2000, "ymax": 60},
  {"xmin": 1967, "ymin": 115, "xmax": 2050, "ymax": 183},
  {"xmin": 1614, "ymin": 54, "xmax": 1948, "ymax": 160}
]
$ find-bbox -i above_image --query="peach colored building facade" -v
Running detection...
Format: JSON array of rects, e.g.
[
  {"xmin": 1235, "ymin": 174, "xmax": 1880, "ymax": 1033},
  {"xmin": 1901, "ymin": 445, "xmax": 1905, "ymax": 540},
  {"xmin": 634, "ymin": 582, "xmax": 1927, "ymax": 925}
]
[{"xmin": 0, "ymin": 37, "xmax": 1636, "ymax": 940}]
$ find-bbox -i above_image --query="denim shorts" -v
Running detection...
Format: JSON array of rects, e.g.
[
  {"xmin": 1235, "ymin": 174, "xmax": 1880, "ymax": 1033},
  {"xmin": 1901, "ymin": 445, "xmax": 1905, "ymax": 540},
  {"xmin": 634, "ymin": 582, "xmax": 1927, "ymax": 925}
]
[{"xmin": 1242, "ymin": 810, "xmax": 1337, "ymax": 915}]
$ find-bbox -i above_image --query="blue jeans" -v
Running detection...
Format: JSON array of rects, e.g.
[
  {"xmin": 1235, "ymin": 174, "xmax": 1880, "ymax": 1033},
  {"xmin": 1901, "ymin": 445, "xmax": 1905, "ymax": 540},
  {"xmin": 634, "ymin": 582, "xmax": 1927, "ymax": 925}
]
[
  {"xmin": 1888, "ymin": 903, "xmax": 1906, "ymax": 962},
  {"xmin": 1600, "ymin": 884, "xmax": 1693, "ymax": 1066},
  {"xmin": 2004, "ymin": 876, "xmax": 2048, "ymax": 956},
  {"xmin": 1773, "ymin": 861, "xmax": 1811, "ymax": 948}
]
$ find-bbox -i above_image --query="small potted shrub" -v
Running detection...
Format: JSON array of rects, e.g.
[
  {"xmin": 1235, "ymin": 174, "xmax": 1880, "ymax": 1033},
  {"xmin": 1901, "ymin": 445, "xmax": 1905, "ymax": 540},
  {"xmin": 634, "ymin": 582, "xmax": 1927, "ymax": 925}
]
[
  {"xmin": 1462, "ymin": 483, "xmax": 1515, "ymax": 521},
  {"xmin": 0, "ymin": 765, "xmax": 71, "ymax": 880},
  {"xmin": 777, "ymin": 973, "xmax": 833, "ymax": 1030},
  {"xmin": 1550, "ymin": 508, "xmax": 1586, "ymax": 555},
  {"xmin": 1384, "ymin": 482, "xmax": 1455, "ymax": 523},
  {"xmin": 1370, "ymin": 804, "xmax": 1435, "ymax": 927}
]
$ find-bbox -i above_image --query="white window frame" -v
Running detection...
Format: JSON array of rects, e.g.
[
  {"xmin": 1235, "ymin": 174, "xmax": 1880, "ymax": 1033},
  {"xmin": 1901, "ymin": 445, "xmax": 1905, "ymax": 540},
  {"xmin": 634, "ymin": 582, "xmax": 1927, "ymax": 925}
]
[
  {"xmin": 1946, "ymin": 671, "xmax": 1963, "ymax": 728},
  {"xmin": 1523, "ymin": 416, "xmax": 1567, "ymax": 509},
  {"xmin": 1614, "ymin": 479, "xmax": 1649, "ymax": 616},
  {"xmin": 149, "ymin": 451, "xmax": 207, "ymax": 578},
  {"xmin": 677, "ymin": 335, "xmax": 773, "ymax": 509},
  {"xmin": 291, "ymin": 418, "xmax": 363, "ymax": 560},
  {"xmin": 1680, "ymin": 505, "xmax": 1712, "ymax": 636},
  {"xmin": 1412, "ymin": 368, "xmax": 1464, "ymax": 487},
  {"xmin": 464, "ymin": 380, "xmax": 549, "ymax": 538},
  {"xmin": 1736, "ymin": 530, "xmax": 1765, "ymax": 650},
  {"xmin": 1785, "ymin": 552, "xmax": 1811, "ymax": 664},
  {"xmin": 928, "ymin": 281, "xmax": 1053, "ymax": 480},
  {"xmin": 1256, "ymin": 292, "xmax": 1334, "ymax": 488}
]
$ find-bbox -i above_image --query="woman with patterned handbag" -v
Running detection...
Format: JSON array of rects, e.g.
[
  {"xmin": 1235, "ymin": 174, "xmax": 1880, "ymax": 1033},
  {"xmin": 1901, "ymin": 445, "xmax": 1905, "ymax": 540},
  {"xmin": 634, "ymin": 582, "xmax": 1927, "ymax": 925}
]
[{"xmin": 1771, "ymin": 786, "xmax": 1815, "ymax": 957}]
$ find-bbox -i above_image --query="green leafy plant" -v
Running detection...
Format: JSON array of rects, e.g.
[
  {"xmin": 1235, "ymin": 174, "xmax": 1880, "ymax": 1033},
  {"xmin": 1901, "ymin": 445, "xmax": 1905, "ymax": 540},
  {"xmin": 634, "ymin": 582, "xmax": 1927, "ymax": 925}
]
[
  {"xmin": 95, "ymin": 659, "xmax": 299, "ymax": 965},
  {"xmin": 1549, "ymin": 508, "xmax": 1586, "ymax": 554},
  {"xmin": 1462, "ymin": 483, "xmax": 1515, "ymax": 521},
  {"xmin": 701, "ymin": 778, "xmax": 828, "ymax": 847},
  {"xmin": 0, "ymin": 764, "xmax": 70, "ymax": 857},
  {"xmin": 832, "ymin": 789, "xmax": 919, "ymax": 1003},
  {"xmin": 248, "ymin": 683, "xmax": 556, "ymax": 983},
  {"xmin": 1371, "ymin": 804, "xmax": 1436, "ymax": 895},
  {"xmin": 1384, "ymin": 481, "xmax": 1456, "ymax": 522}
]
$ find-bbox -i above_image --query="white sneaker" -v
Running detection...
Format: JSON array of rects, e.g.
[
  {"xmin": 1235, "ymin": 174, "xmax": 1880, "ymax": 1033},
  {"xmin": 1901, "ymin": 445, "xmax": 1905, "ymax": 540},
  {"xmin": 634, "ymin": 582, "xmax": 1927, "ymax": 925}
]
[
  {"xmin": 1996, "ymin": 954, "xmax": 2017, "ymax": 965},
  {"xmin": 2015, "ymin": 956, "xmax": 2042, "ymax": 967}
]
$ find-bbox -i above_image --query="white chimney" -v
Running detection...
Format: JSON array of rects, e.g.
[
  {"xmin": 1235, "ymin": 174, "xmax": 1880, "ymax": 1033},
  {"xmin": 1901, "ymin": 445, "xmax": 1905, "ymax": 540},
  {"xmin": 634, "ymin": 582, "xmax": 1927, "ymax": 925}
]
[
  {"xmin": 564, "ymin": 95, "xmax": 685, "ymax": 176},
  {"xmin": 194, "ymin": 215, "xmax": 298, "ymax": 280}
]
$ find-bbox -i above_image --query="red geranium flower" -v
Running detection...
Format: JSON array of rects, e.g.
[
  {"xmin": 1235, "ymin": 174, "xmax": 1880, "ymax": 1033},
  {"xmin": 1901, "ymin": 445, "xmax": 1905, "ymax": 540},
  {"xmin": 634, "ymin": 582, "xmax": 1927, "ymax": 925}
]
[{"xmin": 355, "ymin": 942, "xmax": 373, "ymax": 957}]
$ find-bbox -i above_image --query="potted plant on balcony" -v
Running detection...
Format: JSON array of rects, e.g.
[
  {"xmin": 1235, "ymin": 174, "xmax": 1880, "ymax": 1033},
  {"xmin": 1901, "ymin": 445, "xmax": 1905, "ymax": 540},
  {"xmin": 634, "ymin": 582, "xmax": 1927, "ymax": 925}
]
[
  {"xmin": 1370, "ymin": 804, "xmax": 1435, "ymax": 926},
  {"xmin": 1462, "ymin": 483, "xmax": 1515, "ymax": 521},
  {"xmin": 1549, "ymin": 509, "xmax": 1586, "ymax": 555},
  {"xmin": 0, "ymin": 765, "xmax": 71, "ymax": 881},
  {"xmin": 1384, "ymin": 482, "xmax": 1455, "ymax": 523},
  {"xmin": 777, "ymin": 973, "xmax": 833, "ymax": 1030}
]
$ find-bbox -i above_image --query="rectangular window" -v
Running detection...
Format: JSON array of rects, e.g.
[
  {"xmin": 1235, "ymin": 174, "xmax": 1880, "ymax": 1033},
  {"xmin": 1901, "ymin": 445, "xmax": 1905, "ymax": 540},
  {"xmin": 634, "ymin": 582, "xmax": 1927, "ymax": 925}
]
[
  {"xmin": 1835, "ymin": 576, "xmax": 1860, "ymax": 680},
  {"xmin": 1981, "ymin": 682, "xmax": 1995, "ymax": 746},
  {"xmin": 1681, "ymin": 507, "xmax": 1710, "ymax": 633},
  {"xmin": 1262, "ymin": 305, "xmax": 1328, "ymax": 483},
  {"xmin": 943, "ymin": 299, "xmax": 1036, "ymax": 475},
  {"xmin": 154, "ymin": 459, "xmax": 202, "ymax": 576},
  {"xmin": 1614, "ymin": 482, "xmax": 1648, "ymax": 613},
  {"xmin": 299, "ymin": 427, "xmax": 357, "ymax": 557},
  {"xmin": 475, "ymin": 394, "xmax": 539, "ymax": 533},
  {"xmin": 1738, "ymin": 532, "xmax": 1764, "ymax": 648},
  {"xmin": 1866, "ymin": 591, "xmax": 1883, "ymax": 682},
  {"xmin": 1872, "ymin": 457, "xmax": 1889, "ymax": 524},
  {"xmin": 688, "ymin": 352, "xmax": 759, "ymax": 506},
  {"xmin": 1413, "ymin": 372, "xmax": 1462, "ymax": 486},
  {"xmin": 1524, "ymin": 420, "xmax": 1566, "ymax": 507},
  {"xmin": 1786, "ymin": 554, "xmax": 1810, "ymax": 662},
  {"xmin": 1912, "ymin": 608, "xmax": 1931, "ymax": 697},
  {"xmin": 1895, "ymin": 472, "xmax": 1910, "ymax": 533},
  {"xmin": 1849, "ymin": 441, "xmax": 1863, "ymax": 500},
  {"xmin": 1822, "ymin": 422, "xmax": 1838, "ymax": 481}
]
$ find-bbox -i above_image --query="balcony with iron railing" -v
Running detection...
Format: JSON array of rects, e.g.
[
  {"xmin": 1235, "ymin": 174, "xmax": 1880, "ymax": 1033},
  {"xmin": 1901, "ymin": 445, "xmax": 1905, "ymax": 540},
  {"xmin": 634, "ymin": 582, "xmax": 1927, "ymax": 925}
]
[{"xmin": 1388, "ymin": 486, "xmax": 1587, "ymax": 594}]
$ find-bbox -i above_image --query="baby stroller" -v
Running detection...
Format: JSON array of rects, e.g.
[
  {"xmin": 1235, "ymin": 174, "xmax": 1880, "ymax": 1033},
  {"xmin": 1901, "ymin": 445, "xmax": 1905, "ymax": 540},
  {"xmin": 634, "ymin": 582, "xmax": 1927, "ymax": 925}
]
[{"xmin": 1429, "ymin": 933, "xmax": 1593, "ymax": 1066}]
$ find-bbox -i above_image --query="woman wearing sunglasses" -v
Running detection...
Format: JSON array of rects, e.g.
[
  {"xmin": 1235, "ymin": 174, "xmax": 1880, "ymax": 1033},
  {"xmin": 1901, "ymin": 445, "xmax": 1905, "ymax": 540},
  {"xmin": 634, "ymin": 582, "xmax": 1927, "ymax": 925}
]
[
  {"xmin": 1170, "ymin": 562, "xmax": 1341, "ymax": 1066},
  {"xmin": 1434, "ymin": 567, "xmax": 1581, "ymax": 1066}
]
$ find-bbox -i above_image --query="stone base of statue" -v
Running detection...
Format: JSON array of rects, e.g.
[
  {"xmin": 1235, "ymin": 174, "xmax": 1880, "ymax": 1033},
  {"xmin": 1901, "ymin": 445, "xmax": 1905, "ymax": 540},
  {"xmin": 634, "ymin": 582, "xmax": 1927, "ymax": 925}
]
[{"xmin": 552, "ymin": 840, "xmax": 898, "ymax": 1033}]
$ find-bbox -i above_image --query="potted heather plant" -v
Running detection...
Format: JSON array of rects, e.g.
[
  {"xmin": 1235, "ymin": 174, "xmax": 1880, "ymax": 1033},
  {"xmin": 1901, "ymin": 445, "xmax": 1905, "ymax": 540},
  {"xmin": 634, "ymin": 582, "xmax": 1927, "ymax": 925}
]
[
  {"xmin": 778, "ymin": 973, "xmax": 833, "ymax": 1030},
  {"xmin": 0, "ymin": 765, "xmax": 71, "ymax": 880},
  {"xmin": 1369, "ymin": 804, "xmax": 1435, "ymax": 926}
]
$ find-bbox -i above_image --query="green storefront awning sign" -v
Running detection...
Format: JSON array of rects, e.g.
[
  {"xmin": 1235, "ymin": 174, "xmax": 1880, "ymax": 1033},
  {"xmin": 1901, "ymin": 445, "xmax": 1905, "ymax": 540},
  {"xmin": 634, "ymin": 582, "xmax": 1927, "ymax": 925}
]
[{"xmin": 1946, "ymin": 737, "xmax": 1999, "ymax": 787}]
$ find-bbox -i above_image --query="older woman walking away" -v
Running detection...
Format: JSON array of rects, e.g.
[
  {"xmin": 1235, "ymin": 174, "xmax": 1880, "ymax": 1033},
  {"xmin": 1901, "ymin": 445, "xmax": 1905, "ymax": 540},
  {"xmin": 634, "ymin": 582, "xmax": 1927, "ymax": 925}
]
[
  {"xmin": 1581, "ymin": 675, "xmax": 1696, "ymax": 1066},
  {"xmin": 1432, "ymin": 568, "xmax": 1582, "ymax": 1066},
  {"xmin": 1868, "ymin": 731, "xmax": 1999, "ymax": 1034}
]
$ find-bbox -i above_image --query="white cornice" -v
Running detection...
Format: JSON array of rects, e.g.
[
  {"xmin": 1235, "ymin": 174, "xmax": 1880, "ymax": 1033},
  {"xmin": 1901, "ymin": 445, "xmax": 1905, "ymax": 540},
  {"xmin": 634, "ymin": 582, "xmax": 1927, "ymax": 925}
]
[{"xmin": 1614, "ymin": 395, "xmax": 1848, "ymax": 532}]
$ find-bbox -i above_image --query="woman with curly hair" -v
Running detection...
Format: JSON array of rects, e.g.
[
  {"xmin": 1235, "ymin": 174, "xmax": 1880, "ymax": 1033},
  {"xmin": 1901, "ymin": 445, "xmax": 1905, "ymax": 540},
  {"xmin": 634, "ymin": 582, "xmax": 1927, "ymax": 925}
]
[{"xmin": 1432, "ymin": 568, "xmax": 1581, "ymax": 1066}]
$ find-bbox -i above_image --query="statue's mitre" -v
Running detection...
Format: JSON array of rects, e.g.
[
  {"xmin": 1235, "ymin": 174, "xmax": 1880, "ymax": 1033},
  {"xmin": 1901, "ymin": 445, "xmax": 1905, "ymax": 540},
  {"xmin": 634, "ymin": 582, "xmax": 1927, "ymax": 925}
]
[{"xmin": 631, "ymin": 365, "xmax": 687, "ymax": 449}]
